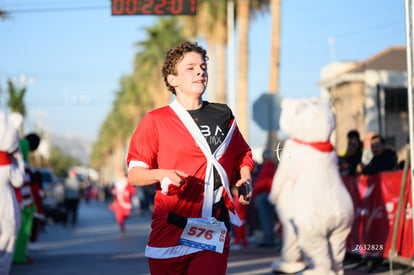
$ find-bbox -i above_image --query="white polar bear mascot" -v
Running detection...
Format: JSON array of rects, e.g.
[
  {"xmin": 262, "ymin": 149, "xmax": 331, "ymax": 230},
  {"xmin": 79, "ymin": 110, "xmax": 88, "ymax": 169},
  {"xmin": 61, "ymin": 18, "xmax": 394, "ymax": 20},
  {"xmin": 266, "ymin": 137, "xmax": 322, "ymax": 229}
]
[
  {"xmin": 0, "ymin": 111, "xmax": 25, "ymax": 275},
  {"xmin": 269, "ymin": 97, "xmax": 354, "ymax": 275}
]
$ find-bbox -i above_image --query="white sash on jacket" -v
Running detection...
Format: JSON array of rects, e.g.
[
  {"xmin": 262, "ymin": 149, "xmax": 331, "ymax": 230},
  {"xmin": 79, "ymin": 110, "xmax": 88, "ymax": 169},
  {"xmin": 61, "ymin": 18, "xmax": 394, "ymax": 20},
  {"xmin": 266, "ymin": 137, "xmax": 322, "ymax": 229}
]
[{"xmin": 169, "ymin": 99, "xmax": 241, "ymax": 226}]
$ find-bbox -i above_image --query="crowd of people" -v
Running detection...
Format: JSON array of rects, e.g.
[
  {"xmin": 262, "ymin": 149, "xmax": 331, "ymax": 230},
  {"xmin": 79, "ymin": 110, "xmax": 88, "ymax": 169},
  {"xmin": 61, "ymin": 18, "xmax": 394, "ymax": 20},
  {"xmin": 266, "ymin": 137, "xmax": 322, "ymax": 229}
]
[
  {"xmin": 14, "ymin": 127, "xmax": 401, "ymax": 270},
  {"xmin": 338, "ymin": 130, "xmax": 400, "ymax": 177},
  {"xmin": 227, "ymin": 128, "xmax": 405, "ymax": 255}
]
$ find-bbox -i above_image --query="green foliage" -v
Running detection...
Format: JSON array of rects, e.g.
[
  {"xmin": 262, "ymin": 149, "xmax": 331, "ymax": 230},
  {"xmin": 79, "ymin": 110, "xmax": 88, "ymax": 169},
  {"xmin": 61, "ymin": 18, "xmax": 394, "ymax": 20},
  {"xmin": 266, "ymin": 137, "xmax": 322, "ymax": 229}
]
[
  {"xmin": 49, "ymin": 146, "xmax": 81, "ymax": 177},
  {"xmin": 0, "ymin": 9, "xmax": 9, "ymax": 20},
  {"xmin": 90, "ymin": 17, "xmax": 186, "ymax": 168},
  {"xmin": 7, "ymin": 79, "xmax": 26, "ymax": 117},
  {"xmin": 90, "ymin": 1, "xmax": 272, "ymax": 169}
]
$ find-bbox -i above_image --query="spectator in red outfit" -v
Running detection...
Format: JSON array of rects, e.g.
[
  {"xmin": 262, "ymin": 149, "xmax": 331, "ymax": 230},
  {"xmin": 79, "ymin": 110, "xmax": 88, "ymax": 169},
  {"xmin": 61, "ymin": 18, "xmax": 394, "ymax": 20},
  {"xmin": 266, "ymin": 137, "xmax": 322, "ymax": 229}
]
[
  {"xmin": 230, "ymin": 169, "xmax": 251, "ymax": 249},
  {"xmin": 231, "ymin": 185, "xmax": 248, "ymax": 249},
  {"xmin": 110, "ymin": 171, "xmax": 136, "ymax": 232},
  {"xmin": 29, "ymin": 170, "xmax": 45, "ymax": 247},
  {"xmin": 253, "ymin": 150, "xmax": 278, "ymax": 247},
  {"xmin": 245, "ymin": 160, "xmax": 262, "ymax": 242}
]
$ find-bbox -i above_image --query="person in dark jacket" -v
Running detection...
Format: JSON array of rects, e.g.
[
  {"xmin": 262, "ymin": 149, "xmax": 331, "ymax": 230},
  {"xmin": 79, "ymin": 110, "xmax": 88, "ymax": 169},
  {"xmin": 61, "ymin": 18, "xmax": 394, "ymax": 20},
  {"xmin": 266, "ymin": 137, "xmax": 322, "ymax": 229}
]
[
  {"xmin": 357, "ymin": 134, "xmax": 398, "ymax": 175},
  {"xmin": 339, "ymin": 130, "xmax": 363, "ymax": 176},
  {"xmin": 63, "ymin": 170, "xmax": 81, "ymax": 226},
  {"xmin": 253, "ymin": 150, "xmax": 278, "ymax": 247}
]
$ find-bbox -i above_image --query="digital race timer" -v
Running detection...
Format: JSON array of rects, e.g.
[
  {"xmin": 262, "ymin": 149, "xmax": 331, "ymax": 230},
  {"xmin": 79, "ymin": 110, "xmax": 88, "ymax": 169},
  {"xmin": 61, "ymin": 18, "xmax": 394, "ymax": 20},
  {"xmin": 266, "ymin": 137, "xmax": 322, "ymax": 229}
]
[{"xmin": 111, "ymin": 0, "xmax": 197, "ymax": 15}]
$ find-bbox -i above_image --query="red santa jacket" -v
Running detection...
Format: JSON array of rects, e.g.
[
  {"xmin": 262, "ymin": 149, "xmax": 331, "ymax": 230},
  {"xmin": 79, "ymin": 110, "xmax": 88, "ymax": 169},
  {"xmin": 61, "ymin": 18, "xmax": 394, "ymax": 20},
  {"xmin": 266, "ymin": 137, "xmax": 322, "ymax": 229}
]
[{"xmin": 127, "ymin": 100, "xmax": 253, "ymax": 259}]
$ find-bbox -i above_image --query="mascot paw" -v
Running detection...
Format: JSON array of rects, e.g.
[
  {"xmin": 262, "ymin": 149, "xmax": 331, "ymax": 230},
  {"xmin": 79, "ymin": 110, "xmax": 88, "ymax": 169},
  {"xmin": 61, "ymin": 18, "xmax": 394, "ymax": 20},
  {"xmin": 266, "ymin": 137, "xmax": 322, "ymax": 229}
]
[
  {"xmin": 271, "ymin": 259, "xmax": 306, "ymax": 274},
  {"xmin": 272, "ymin": 271, "xmax": 295, "ymax": 274},
  {"xmin": 297, "ymin": 270, "xmax": 336, "ymax": 275}
]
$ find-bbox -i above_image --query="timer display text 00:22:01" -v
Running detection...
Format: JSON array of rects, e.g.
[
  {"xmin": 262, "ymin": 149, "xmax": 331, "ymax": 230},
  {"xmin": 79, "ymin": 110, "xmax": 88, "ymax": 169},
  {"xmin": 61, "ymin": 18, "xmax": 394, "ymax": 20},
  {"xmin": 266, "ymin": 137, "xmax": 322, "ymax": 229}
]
[{"xmin": 111, "ymin": 0, "xmax": 197, "ymax": 15}]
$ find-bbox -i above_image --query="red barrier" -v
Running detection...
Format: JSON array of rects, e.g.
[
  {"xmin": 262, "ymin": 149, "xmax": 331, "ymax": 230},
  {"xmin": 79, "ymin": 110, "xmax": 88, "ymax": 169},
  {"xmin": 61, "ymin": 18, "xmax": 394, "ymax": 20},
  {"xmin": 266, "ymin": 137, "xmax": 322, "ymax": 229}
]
[{"xmin": 343, "ymin": 170, "xmax": 413, "ymax": 259}]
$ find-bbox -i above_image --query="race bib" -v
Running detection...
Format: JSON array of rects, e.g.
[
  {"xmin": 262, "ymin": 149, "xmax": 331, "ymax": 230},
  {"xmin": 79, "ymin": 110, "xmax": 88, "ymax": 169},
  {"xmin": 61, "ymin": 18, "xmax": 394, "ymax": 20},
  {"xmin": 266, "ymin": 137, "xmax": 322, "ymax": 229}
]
[{"xmin": 179, "ymin": 217, "xmax": 227, "ymax": 253}]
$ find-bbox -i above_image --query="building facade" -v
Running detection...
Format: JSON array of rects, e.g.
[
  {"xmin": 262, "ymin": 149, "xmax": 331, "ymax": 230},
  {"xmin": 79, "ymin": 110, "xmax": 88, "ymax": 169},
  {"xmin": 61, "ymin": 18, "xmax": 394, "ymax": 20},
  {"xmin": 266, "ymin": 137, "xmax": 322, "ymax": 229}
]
[{"xmin": 319, "ymin": 46, "xmax": 408, "ymax": 164}]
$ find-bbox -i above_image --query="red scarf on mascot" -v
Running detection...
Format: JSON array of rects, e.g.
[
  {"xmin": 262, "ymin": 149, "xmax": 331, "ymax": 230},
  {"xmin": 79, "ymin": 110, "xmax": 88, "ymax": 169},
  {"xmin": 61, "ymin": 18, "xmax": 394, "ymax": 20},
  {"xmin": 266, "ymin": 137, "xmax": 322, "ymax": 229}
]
[
  {"xmin": 292, "ymin": 138, "xmax": 334, "ymax": 152},
  {"xmin": 0, "ymin": 151, "xmax": 11, "ymax": 165}
]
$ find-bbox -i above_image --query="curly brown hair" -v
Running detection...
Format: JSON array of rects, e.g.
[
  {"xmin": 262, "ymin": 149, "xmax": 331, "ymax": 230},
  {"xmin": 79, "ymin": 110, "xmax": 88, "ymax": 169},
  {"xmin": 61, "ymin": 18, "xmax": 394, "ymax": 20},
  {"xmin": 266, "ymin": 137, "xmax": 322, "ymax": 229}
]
[{"xmin": 162, "ymin": 41, "xmax": 209, "ymax": 95}]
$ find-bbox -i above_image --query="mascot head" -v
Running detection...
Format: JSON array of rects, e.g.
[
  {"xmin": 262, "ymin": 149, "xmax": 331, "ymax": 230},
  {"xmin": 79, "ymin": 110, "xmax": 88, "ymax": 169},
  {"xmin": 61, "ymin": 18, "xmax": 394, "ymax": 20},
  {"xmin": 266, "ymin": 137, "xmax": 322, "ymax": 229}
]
[
  {"xmin": 0, "ymin": 111, "xmax": 23, "ymax": 153},
  {"xmin": 280, "ymin": 97, "xmax": 335, "ymax": 143}
]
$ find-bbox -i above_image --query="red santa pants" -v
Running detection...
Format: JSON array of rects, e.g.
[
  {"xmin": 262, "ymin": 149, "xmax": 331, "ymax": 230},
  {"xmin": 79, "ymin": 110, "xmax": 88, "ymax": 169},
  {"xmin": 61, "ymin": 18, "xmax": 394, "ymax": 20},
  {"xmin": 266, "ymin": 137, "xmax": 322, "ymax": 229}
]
[{"xmin": 148, "ymin": 234, "xmax": 230, "ymax": 275}]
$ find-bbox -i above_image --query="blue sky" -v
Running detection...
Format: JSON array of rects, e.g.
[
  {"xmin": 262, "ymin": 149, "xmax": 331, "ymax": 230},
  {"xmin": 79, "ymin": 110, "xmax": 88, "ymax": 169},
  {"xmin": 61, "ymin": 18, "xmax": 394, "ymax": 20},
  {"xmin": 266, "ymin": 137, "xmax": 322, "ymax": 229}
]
[{"xmin": 0, "ymin": 0, "xmax": 406, "ymax": 150}]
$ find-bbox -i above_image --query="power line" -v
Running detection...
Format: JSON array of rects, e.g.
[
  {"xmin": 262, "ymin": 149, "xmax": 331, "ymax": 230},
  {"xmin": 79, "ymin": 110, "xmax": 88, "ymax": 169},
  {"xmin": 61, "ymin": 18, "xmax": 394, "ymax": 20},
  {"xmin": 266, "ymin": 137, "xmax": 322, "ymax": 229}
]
[
  {"xmin": 272, "ymin": 20, "xmax": 404, "ymax": 52},
  {"xmin": 3, "ymin": 4, "xmax": 109, "ymax": 14}
]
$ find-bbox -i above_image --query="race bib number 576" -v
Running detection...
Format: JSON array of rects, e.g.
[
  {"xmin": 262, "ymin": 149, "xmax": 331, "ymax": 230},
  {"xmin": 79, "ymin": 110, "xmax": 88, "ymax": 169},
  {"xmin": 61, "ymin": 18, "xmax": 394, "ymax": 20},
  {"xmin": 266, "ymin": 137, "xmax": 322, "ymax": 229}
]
[{"xmin": 179, "ymin": 217, "xmax": 227, "ymax": 253}]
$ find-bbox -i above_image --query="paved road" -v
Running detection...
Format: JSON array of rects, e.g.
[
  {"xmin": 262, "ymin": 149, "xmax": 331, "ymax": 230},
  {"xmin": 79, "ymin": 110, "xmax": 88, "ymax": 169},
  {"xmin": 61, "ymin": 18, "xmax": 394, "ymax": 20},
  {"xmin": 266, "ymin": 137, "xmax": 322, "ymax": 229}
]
[{"xmin": 9, "ymin": 201, "xmax": 414, "ymax": 275}]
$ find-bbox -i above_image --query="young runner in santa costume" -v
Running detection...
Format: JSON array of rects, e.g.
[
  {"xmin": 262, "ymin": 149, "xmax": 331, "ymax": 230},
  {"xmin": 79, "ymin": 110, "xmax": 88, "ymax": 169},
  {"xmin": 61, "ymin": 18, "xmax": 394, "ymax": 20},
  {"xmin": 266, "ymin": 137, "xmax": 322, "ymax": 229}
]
[
  {"xmin": 110, "ymin": 172, "xmax": 136, "ymax": 232},
  {"xmin": 0, "ymin": 111, "xmax": 25, "ymax": 275},
  {"xmin": 127, "ymin": 41, "xmax": 254, "ymax": 275}
]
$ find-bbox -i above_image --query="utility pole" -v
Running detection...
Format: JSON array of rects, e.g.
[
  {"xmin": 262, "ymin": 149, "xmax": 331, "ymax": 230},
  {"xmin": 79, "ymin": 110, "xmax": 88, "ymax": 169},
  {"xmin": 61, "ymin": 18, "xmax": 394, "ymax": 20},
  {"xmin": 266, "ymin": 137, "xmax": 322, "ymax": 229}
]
[
  {"xmin": 328, "ymin": 37, "xmax": 336, "ymax": 63},
  {"xmin": 405, "ymin": 0, "xmax": 414, "ymax": 254}
]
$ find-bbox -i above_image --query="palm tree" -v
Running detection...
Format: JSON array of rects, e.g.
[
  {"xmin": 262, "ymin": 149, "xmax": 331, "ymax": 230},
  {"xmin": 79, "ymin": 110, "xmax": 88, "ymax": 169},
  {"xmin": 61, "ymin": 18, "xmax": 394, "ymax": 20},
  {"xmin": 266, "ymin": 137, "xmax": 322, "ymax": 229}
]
[
  {"xmin": 236, "ymin": 0, "xmax": 270, "ymax": 140},
  {"xmin": 269, "ymin": 0, "xmax": 281, "ymax": 95},
  {"xmin": 0, "ymin": 8, "xmax": 9, "ymax": 20},
  {"xmin": 90, "ymin": 73, "xmax": 149, "ymax": 175},
  {"xmin": 236, "ymin": 0, "xmax": 250, "ymax": 140},
  {"xmin": 266, "ymin": 0, "xmax": 281, "ymax": 151},
  {"xmin": 135, "ymin": 17, "xmax": 187, "ymax": 108},
  {"xmin": 7, "ymin": 78, "xmax": 26, "ymax": 117},
  {"xmin": 179, "ymin": 1, "xmax": 228, "ymax": 103},
  {"xmin": 4, "ymin": 78, "xmax": 27, "ymax": 136},
  {"xmin": 90, "ymin": 17, "xmax": 186, "ymax": 179},
  {"xmin": 179, "ymin": 0, "xmax": 271, "ymax": 141},
  {"xmin": 213, "ymin": 1, "xmax": 228, "ymax": 104}
]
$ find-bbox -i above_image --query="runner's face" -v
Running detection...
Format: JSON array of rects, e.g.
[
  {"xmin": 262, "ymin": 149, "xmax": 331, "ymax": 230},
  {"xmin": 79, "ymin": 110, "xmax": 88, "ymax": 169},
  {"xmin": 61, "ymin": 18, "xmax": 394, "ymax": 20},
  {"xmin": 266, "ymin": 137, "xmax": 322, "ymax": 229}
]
[{"xmin": 170, "ymin": 52, "xmax": 208, "ymax": 97}]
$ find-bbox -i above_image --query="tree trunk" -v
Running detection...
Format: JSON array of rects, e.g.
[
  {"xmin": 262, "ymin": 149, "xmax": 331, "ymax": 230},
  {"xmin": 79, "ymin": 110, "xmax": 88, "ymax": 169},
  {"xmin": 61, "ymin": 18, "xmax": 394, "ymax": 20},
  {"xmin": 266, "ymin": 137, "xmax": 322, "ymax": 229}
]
[
  {"xmin": 269, "ymin": 0, "xmax": 281, "ymax": 94},
  {"xmin": 236, "ymin": 0, "xmax": 250, "ymax": 140},
  {"xmin": 215, "ymin": 17, "xmax": 227, "ymax": 104},
  {"xmin": 207, "ymin": 38, "xmax": 217, "ymax": 102},
  {"xmin": 266, "ymin": 0, "xmax": 281, "ymax": 151}
]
